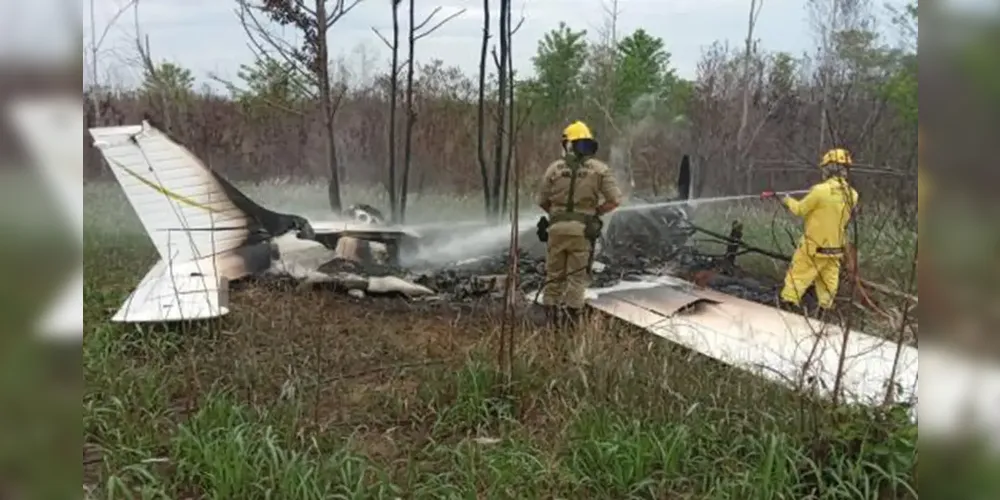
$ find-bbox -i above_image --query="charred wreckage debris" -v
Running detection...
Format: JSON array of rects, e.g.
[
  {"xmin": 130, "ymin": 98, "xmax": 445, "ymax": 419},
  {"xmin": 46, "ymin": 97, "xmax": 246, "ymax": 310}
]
[
  {"xmin": 265, "ymin": 151, "xmax": 787, "ymax": 308},
  {"xmin": 284, "ymin": 202, "xmax": 783, "ymax": 308}
]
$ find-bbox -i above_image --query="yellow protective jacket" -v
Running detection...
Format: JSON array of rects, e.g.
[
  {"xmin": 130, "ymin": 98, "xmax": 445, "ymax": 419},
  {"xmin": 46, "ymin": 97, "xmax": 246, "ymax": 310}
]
[{"xmin": 783, "ymin": 176, "xmax": 859, "ymax": 256}]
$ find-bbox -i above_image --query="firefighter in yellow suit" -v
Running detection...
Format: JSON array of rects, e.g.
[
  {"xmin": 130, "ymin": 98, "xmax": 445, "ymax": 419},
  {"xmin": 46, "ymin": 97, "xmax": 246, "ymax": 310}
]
[
  {"xmin": 763, "ymin": 148, "xmax": 859, "ymax": 311},
  {"xmin": 536, "ymin": 121, "xmax": 623, "ymax": 328}
]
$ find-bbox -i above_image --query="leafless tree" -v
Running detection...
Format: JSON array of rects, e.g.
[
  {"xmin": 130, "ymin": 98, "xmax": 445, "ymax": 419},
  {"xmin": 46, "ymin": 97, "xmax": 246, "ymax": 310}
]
[
  {"xmin": 589, "ymin": 0, "xmax": 631, "ymax": 191},
  {"xmin": 499, "ymin": 6, "xmax": 515, "ymax": 217},
  {"xmin": 399, "ymin": 6, "xmax": 466, "ymax": 223},
  {"xmin": 131, "ymin": 0, "xmax": 179, "ymax": 132},
  {"xmin": 476, "ymin": 0, "xmax": 492, "ymax": 218},
  {"xmin": 386, "ymin": 0, "xmax": 402, "ymax": 220},
  {"xmin": 83, "ymin": 0, "xmax": 137, "ymax": 158},
  {"xmin": 488, "ymin": 0, "xmax": 510, "ymax": 220},
  {"xmin": 593, "ymin": 0, "xmax": 622, "ymax": 132},
  {"xmin": 500, "ymin": 15, "xmax": 529, "ymax": 217},
  {"xmin": 86, "ymin": 0, "xmax": 137, "ymax": 107},
  {"xmin": 373, "ymin": 5, "xmax": 464, "ymax": 222},
  {"xmin": 736, "ymin": 0, "xmax": 764, "ymax": 158},
  {"xmin": 234, "ymin": 0, "xmax": 366, "ymax": 212}
]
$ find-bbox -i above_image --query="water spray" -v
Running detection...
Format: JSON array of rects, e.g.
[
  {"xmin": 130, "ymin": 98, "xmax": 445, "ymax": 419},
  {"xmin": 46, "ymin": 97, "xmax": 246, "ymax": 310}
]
[
  {"xmin": 616, "ymin": 190, "xmax": 810, "ymax": 213},
  {"xmin": 403, "ymin": 189, "xmax": 810, "ymax": 268}
]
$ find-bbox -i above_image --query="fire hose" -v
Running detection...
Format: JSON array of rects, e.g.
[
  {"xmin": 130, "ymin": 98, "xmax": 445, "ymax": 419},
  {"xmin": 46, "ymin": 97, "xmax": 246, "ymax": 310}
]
[
  {"xmin": 686, "ymin": 222, "xmax": 917, "ymax": 319},
  {"xmin": 534, "ymin": 214, "xmax": 916, "ymax": 321}
]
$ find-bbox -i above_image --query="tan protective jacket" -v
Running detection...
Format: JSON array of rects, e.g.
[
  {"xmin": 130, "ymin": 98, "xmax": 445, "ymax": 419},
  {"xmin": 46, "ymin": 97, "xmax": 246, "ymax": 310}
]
[{"xmin": 536, "ymin": 155, "xmax": 623, "ymax": 229}]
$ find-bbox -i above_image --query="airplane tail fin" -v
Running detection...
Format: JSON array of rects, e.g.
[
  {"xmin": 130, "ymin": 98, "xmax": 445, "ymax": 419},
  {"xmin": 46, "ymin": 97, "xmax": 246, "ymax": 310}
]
[
  {"xmin": 88, "ymin": 121, "xmax": 302, "ymax": 322},
  {"xmin": 89, "ymin": 122, "xmax": 256, "ymax": 263}
]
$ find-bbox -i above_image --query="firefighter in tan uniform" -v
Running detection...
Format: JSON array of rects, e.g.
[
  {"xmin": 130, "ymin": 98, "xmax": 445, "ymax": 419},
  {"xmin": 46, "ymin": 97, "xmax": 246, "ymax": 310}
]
[{"xmin": 535, "ymin": 121, "xmax": 623, "ymax": 328}]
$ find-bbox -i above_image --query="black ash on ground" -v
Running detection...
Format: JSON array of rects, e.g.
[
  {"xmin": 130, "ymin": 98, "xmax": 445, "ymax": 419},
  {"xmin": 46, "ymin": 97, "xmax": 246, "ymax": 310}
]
[
  {"xmin": 286, "ymin": 205, "xmax": 784, "ymax": 306},
  {"xmin": 408, "ymin": 247, "xmax": 781, "ymax": 305}
]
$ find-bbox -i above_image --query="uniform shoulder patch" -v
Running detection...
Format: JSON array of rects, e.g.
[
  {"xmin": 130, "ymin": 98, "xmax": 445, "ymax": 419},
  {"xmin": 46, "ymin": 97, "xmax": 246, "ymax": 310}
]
[
  {"xmin": 583, "ymin": 158, "xmax": 609, "ymax": 172},
  {"xmin": 544, "ymin": 160, "xmax": 565, "ymax": 178}
]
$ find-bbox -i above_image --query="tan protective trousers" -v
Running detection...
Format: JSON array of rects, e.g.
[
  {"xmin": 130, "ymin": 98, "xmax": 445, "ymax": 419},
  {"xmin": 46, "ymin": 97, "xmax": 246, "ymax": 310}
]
[
  {"xmin": 780, "ymin": 245, "xmax": 842, "ymax": 309},
  {"xmin": 543, "ymin": 231, "xmax": 592, "ymax": 309}
]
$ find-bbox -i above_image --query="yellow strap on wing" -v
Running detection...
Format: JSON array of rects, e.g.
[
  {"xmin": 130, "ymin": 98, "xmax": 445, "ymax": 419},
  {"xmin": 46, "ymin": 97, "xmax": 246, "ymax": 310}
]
[{"xmin": 113, "ymin": 160, "xmax": 223, "ymax": 214}]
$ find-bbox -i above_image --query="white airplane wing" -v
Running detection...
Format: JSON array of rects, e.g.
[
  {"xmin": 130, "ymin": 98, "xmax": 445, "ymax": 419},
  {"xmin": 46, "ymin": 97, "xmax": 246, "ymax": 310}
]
[
  {"xmin": 311, "ymin": 221, "xmax": 421, "ymax": 240},
  {"xmin": 113, "ymin": 259, "xmax": 229, "ymax": 323},
  {"xmin": 526, "ymin": 276, "xmax": 919, "ymax": 409}
]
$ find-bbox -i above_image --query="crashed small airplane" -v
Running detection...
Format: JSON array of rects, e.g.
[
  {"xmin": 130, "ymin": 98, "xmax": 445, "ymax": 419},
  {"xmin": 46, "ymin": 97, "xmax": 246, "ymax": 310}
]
[
  {"xmin": 90, "ymin": 121, "xmax": 435, "ymax": 323},
  {"xmin": 92, "ymin": 120, "xmax": 919, "ymax": 412},
  {"xmin": 84, "ymin": 118, "xmax": 1000, "ymax": 448}
]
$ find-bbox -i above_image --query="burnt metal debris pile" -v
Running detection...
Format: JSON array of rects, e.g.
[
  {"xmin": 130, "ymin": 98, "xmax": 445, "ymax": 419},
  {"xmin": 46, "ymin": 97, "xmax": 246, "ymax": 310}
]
[
  {"xmin": 408, "ymin": 247, "xmax": 779, "ymax": 305},
  {"xmin": 308, "ymin": 205, "xmax": 783, "ymax": 307}
]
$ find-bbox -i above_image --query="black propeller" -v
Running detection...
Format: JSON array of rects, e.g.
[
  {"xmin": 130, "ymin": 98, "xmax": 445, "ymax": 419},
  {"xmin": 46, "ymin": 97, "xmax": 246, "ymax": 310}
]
[{"xmin": 677, "ymin": 154, "xmax": 692, "ymax": 201}]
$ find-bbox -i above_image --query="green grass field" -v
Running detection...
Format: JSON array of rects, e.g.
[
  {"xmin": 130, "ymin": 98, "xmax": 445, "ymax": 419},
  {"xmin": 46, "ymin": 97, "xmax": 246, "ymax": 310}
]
[{"xmin": 83, "ymin": 181, "xmax": 920, "ymax": 499}]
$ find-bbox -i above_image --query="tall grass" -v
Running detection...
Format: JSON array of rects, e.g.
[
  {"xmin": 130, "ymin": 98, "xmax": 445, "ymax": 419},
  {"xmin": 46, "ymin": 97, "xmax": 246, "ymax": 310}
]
[{"xmin": 84, "ymin": 181, "xmax": 918, "ymax": 499}]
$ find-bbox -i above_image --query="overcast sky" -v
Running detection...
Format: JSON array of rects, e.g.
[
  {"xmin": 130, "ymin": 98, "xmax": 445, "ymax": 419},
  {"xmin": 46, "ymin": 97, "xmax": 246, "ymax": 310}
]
[{"xmin": 5, "ymin": 0, "xmax": 947, "ymax": 90}]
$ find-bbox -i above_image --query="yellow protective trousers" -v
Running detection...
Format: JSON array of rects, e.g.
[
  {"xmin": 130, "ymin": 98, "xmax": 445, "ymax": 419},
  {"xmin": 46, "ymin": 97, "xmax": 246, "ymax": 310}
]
[{"xmin": 780, "ymin": 245, "xmax": 842, "ymax": 309}]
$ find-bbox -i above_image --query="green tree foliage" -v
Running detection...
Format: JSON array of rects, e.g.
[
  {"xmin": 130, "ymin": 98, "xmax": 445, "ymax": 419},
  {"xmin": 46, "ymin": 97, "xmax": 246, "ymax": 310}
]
[
  {"xmin": 808, "ymin": 4, "xmax": 916, "ymax": 133},
  {"xmin": 523, "ymin": 22, "xmax": 589, "ymax": 120},
  {"xmin": 523, "ymin": 24, "xmax": 690, "ymax": 128},
  {"xmin": 766, "ymin": 52, "xmax": 797, "ymax": 101},
  {"xmin": 832, "ymin": 28, "xmax": 890, "ymax": 79},
  {"xmin": 142, "ymin": 62, "xmax": 194, "ymax": 102},
  {"xmin": 883, "ymin": 0, "xmax": 917, "ymax": 128},
  {"xmin": 612, "ymin": 29, "xmax": 676, "ymax": 119},
  {"xmin": 883, "ymin": 53, "xmax": 916, "ymax": 127},
  {"xmin": 235, "ymin": 58, "xmax": 309, "ymax": 116},
  {"xmin": 829, "ymin": 25, "xmax": 918, "ymax": 130}
]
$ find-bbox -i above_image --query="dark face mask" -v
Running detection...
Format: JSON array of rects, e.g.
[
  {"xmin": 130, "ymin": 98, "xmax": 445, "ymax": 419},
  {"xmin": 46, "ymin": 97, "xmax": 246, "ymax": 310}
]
[
  {"xmin": 570, "ymin": 138, "xmax": 599, "ymax": 157},
  {"xmin": 821, "ymin": 164, "xmax": 847, "ymax": 180}
]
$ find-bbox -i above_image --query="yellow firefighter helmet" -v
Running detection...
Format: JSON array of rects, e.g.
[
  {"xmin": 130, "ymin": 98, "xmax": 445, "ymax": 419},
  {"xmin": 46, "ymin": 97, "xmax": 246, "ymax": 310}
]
[
  {"xmin": 562, "ymin": 121, "xmax": 594, "ymax": 142},
  {"xmin": 820, "ymin": 148, "xmax": 853, "ymax": 168}
]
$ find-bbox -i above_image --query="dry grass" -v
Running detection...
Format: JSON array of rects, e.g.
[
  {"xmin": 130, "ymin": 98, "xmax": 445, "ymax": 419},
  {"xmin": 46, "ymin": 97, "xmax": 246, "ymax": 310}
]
[{"xmin": 83, "ymin": 182, "xmax": 919, "ymax": 499}]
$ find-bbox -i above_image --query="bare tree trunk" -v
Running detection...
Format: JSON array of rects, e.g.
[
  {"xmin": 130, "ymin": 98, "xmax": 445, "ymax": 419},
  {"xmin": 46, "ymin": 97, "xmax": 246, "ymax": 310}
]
[
  {"xmin": 89, "ymin": 0, "xmax": 135, "ymax": 125},
  {"xmin": 501, "ymin": 3, "xmax": 515, "ymax": 217},
  {"xmin": 315, "ymin": 0, "xmax": 342, "ymax": 212},
  {"xmin": 476, "ymin": 0, "xmax": 491, "ymax": 219},
  {"xmin": 600, "ymin": 0, "xmax": 621, "ymax": 145},
  {"xmin": 387, "ymin": 0, "xmax": 401, "ymax": 221},
  {"xmin": 399, "ymin": 0, "xmax": 417, "ymax": 223},
  {"xmin": 89, "ymin": 0, "xmax": 100, "ymax": 123},
  {"xmin": 737, "ymin": 0, "xmax": 761, "ymax": 160},
  {"xmin": 490, "ymin": 0, "xmax": 510, "ymax": 220},
  {"xmin": 812, "ymin": 0, "xmax": 838, "ymax": 155}
]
